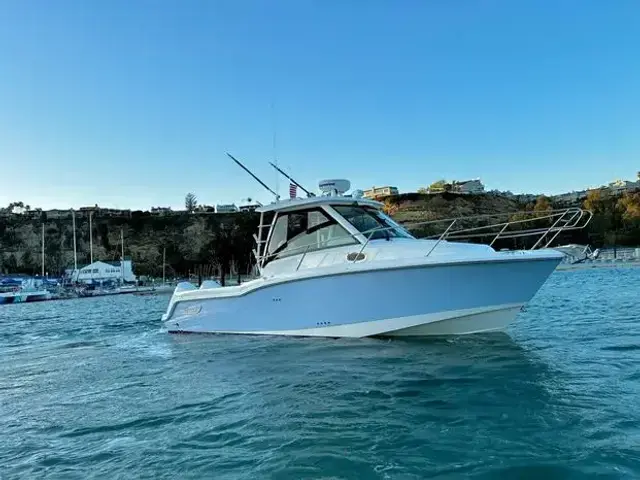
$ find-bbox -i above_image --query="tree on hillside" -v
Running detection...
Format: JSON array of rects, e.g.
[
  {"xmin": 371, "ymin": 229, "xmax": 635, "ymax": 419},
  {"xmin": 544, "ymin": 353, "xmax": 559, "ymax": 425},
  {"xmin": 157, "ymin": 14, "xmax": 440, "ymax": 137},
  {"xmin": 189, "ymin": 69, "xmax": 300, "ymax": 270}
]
[
  {"xmin": 584, "ymin": 189, "xmax": 606, "ymax": 213},
  {"xmin": 583, "ymin": 188, "xmax": 624, "ymax": 254},
  {"xmin": 3, "ymin": 254, "xmax": 18, "ymax": 274},
  {"xmin": 205, "ymin": 224, "xmax": 236, "ymax": 286},
  {"xmin": 428, "ymin": 180, "xmax": 451, "ymax": 193},
  {"xmin": 533, "ymin": 195, "xmax": 552, "ymax": 213},
  {"xmin": 383, "ymin": 198, "xmax": 399, "ymax": 216},
  {"xmin": 7, "ymin": 201, "xmax": 27, "ymax": 214},
  {"xmin": 21, "ymin": 251, "xmax": 35, "ymax": 274},
  {"xmin": 185, "ymin": 193, "xmax": 198, "ymax": 213},
  {"xmin": 618, "ymin": 192, "xmax": 640, "ymax": 220}
]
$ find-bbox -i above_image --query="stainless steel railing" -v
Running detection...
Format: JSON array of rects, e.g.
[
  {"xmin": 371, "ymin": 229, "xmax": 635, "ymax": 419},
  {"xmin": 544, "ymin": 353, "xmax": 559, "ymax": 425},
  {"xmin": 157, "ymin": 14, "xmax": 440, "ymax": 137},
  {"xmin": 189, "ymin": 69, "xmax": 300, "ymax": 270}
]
[{"xmin": 413, "ymin": 207, "xmax": 592, "ymax": 249}]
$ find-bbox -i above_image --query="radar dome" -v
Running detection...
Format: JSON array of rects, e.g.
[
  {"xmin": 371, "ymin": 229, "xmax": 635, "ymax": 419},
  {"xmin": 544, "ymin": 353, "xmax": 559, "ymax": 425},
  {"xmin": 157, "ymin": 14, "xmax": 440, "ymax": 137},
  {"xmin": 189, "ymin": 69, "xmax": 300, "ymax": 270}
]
[{"xmin": 318, "ymin": 179, "xmax": 351, "ymax": 196}]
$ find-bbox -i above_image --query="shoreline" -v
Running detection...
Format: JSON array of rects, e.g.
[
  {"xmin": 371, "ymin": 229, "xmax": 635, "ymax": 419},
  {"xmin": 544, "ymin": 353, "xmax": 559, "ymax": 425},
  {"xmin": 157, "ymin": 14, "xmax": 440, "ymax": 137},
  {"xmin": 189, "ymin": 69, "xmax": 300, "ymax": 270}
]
[{"xmin": 557, "ymin": 261, "xmax": 640, "ymax": 271}]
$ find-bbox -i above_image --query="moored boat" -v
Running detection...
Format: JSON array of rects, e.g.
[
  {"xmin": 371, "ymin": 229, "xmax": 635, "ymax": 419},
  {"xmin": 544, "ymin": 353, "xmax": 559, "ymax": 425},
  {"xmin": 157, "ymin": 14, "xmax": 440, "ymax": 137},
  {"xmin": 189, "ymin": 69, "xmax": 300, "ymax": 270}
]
[{"xmin": 0, "ymin": 278, "xmax": 53, "ymax": 304}]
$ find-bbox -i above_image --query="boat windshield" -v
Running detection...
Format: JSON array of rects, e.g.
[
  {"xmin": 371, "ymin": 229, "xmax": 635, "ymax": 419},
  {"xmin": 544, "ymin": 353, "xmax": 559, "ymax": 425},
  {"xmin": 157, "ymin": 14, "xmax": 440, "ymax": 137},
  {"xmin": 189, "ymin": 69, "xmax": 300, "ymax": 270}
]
[
  {"xmin": 264, "ymin": 208, "xmax": 358, "ymax": 265},
  {"xmin": 332, "ymin": 205, "xmax": 414, "ymax": 240}
]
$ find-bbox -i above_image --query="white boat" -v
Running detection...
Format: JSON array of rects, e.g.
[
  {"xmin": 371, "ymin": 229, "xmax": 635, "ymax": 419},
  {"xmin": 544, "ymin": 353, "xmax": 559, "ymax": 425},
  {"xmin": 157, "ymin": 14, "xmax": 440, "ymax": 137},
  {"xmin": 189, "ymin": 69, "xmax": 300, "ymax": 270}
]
[
  {"xmin": 162, "ymin": 178, "xmax": 592, "ymax": 338},
  {"xmin": 0, "ymin": 278, "xmax": 52, "ymax": 305},
  {"xmin": 553, "ymin": 244, "xmax": 600, "ymax": 264}
]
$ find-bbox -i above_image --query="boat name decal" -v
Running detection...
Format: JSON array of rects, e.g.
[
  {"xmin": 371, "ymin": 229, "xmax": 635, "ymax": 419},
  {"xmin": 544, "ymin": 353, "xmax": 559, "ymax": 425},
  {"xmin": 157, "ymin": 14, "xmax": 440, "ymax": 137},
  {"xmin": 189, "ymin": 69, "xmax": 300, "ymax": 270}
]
[{"xmin": 184, "ymin": 304, "xmax": 202, "ymax": 315}]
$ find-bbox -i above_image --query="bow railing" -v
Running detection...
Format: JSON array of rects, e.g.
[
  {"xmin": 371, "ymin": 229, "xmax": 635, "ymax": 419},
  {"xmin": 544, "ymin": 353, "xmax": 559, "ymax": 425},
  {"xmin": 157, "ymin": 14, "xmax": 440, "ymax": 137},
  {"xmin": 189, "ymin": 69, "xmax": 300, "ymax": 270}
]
[{"xmin": 407, "ymin": 207, "xmax": 592, "ymax": 251}]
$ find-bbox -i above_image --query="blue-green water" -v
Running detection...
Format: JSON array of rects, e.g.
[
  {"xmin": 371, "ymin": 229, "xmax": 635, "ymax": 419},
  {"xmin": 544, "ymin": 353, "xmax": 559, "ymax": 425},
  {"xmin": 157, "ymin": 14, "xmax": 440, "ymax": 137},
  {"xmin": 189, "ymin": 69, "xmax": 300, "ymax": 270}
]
[{"xmin": 2, "ymin": 268, "xmax": 640, "ymax": 479}]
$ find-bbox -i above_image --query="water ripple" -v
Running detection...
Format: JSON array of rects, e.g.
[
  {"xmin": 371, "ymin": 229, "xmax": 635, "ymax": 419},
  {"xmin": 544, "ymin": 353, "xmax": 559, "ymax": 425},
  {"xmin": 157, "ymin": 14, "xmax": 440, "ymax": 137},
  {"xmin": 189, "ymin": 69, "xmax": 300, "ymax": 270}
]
[{"xmin": 1, "ymin": 269, "xmax": 640, "ymax": 478}]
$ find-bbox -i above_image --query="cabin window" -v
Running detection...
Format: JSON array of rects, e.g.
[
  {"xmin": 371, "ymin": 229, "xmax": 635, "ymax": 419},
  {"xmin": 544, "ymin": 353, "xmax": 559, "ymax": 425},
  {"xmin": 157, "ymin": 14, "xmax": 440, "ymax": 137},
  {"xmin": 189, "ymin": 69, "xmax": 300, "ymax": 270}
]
[
  {"xmin": 267, "ymin": 215, "xmax": 289, "ymax": 255},
  {"xmin": 332, "ymin": 205, "xmax": 414, "ymax": 240},
  {"xmin": 264, "ymin": 208, "xmax": 356, "ymax": 263}
]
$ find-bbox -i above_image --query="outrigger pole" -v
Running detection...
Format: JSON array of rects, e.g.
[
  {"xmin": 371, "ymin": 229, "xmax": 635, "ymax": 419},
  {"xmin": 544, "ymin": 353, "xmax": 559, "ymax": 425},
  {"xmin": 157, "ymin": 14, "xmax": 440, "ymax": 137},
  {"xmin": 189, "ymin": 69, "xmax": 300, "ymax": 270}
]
[
  {"xmin": 226, "ymin": 153, "xmax": 280, "ymax": 200},
  {"xmin": 268, "ymin": 162, "xmax": 315, "ymax": 197}
]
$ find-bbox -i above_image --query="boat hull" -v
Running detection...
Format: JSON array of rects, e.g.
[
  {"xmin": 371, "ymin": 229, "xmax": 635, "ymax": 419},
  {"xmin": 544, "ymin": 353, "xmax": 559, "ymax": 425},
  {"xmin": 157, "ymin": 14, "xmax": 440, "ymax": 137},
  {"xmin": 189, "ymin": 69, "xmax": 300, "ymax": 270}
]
[
  {"xmin": 163, "ymin": 255, "xmax": 560, "ymax": 337},
  {"xmin": 0, "ymin": 291, "xmax": 52, "ymax": 304}
]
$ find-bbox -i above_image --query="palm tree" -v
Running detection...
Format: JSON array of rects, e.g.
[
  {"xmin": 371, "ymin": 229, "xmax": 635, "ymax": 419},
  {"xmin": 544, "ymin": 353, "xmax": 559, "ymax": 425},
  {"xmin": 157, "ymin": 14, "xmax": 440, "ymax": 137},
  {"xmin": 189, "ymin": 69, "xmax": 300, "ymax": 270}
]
[
  {"xmin": 203, "ymin": 223, "xmax": 236, "ymax": 286},
  {"xmin": 185, "ymin": 193, "xmax": 197, "ymax": 213}
]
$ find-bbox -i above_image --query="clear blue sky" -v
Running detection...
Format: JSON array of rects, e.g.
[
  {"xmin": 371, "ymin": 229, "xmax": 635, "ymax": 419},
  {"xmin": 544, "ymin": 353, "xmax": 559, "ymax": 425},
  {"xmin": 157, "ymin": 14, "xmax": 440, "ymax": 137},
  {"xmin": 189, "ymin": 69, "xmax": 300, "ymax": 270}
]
[{"xmin": 1, "ymin": 0, "xmax": 639, "ymax": 210}]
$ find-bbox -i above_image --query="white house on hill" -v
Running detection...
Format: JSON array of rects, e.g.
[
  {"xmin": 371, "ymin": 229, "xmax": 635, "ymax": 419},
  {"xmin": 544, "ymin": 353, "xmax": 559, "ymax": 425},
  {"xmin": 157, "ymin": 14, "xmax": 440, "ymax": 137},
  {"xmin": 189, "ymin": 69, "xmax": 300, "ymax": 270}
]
[
  {"xmin": 216, "ymin": 204, "xmax": 239, "ymax": 213},
  {"xmin": 454, "ymin": 179, "xmax": 485, "ymax": 194},
  {"xmin": 67, "ymin": 260, "xmax": 137, "ymax": 284}
]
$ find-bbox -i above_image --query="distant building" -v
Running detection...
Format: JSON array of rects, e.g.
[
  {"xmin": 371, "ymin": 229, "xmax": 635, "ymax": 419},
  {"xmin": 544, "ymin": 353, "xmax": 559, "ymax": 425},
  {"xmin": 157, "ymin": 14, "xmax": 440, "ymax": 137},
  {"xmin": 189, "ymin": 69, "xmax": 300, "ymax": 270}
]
[
  {"xmin": 25, "ymin": 209, "xmax": 42, "ymax": 218},
  {"xmin": 426, "ymin": 183, "xmax": 450, "ymax": 194},
  {"xmin": 194, "ymin": 205, "xmax": 216, "ymax": 213},
  {"xmin": 100, "ymin": 208, "xmax": 131, "ymax": 217},
  {"xmin": 553, "ymin": 190, "xmax": 587, "ymax": 204},
  {"xmin": 423, "ymin": 179, "xmax": 484, "ymax": 194},
  {"xmin": 453, "ymin": 179, "xmax": 484, "ymax": 194},
  {"xmin": 46, "ymin": 209, "xmax": 71, "ymax": 219},
  {"xmin": 606, "ymin": 179, "xmax": 640, "ymax": 194},
  {"xmin": 239, "ymin": 203, "xmax": 261, "ymax": 212},
  {"xmin": 216, "ymin": 204, "xmax": 239, "ymax": 213},
  {"xmin": 151, "ymin": 206, "xmax": 173, "ymax": 215},
  {"xmin": 66, "ymin": 260, "xmax": 137, "ymax": 284},
  {"xmin": 363, "ymin": 186, "xmax": 399, "ymax": 200},
  {"xmin": 75, "ymin": 205, "xmax": 130, "ymax": 217},
  {"xmin": 79, "ymin": 204, "xmax": 99, "ymax": 212},
  {"xmin": 516, "ymin": 194, "xmax": 538, "ymax": 203}
]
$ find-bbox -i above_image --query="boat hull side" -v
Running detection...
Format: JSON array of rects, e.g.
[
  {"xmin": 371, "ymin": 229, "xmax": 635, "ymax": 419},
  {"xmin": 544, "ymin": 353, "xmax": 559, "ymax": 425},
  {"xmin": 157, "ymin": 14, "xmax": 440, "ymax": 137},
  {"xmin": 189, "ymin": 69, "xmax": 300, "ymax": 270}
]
[
  {"xmin": 168, "ymin": 304, "xmax": 523, "ymax": 337},
  {"xmin": 164, "ymin": 257, "xmax": 559, "ymax": 337}
]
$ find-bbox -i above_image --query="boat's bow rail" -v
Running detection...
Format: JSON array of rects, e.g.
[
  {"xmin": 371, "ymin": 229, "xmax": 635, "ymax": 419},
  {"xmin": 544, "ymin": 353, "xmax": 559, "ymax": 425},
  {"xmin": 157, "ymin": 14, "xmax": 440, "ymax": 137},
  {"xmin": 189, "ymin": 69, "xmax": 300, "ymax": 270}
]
[{"xmin": 406, "ymin": 207, "xmax": 593, "ymax": 251}]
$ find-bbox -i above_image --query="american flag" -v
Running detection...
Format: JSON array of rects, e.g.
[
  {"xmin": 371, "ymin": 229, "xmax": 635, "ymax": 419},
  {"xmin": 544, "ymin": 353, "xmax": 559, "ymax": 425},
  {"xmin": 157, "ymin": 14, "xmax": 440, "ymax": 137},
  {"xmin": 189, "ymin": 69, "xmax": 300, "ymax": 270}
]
[{"xmin": 289, "ymin": 182, "xmax": 297, "ymax": 199}]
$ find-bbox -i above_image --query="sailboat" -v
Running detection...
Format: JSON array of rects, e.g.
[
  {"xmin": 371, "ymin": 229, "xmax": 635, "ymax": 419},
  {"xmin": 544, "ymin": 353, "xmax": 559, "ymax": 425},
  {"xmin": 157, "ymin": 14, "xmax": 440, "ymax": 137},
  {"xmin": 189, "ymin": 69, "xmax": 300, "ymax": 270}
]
[
  {"xmin": 133, "ymin": 247, "xmax": 174, "ymax": 296},
  {"xmin": 0, "ymin": 224, "xmax": 52, "ymax": 305},
  {"xmin": 155, "ymin": 248, "xmax": 175, "ymax": 293}
]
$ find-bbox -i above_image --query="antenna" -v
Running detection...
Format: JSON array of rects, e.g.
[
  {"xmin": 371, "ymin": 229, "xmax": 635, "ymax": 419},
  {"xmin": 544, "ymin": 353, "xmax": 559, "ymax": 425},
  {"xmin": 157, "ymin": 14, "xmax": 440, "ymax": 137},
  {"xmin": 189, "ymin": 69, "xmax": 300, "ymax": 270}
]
[
  {"xmin": 226, "ymin": 153, "xmax": 280, "ymax": 200},
  {"xmin": 271, "ymin": 101, "xmax": 279, "ymax": 198},
  {"xmin": 269, "ymin": 162, "xmax": 315, "ymax": 197}
]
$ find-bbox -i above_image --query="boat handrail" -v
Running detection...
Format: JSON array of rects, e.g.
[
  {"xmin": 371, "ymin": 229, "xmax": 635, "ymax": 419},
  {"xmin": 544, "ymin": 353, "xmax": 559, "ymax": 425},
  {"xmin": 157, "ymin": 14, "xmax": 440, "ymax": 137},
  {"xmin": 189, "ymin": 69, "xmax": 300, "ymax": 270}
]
[
  {"xmin": 412, "ymin": 207, "xmax": 593, "ymax": 256},
  {"xmin": 260, "ymin": 207, "xmax": 593, "ymax": 267}
]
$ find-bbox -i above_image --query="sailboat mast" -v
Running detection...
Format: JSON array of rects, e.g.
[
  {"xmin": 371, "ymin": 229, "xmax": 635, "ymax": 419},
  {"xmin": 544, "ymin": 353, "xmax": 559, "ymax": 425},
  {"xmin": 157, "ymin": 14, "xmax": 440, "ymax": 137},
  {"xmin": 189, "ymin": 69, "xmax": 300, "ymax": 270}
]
[
  {"xmin": 41, "ymin": 223, "xmax": 45, "ymax": 277},
  {"xmin": 72, "ymin": 209, "xmax": 78, "ymax": 271},
  {"xmin": 89, "ymin": 211, "xmax": 93, "ymax": 264},
  {"xmin": 121, "ymin": 228, "xmax": 125, "ymax": 283},
  {"xmin": 162, "ymin": 247, "xmax": 166, "ymax": 285}
]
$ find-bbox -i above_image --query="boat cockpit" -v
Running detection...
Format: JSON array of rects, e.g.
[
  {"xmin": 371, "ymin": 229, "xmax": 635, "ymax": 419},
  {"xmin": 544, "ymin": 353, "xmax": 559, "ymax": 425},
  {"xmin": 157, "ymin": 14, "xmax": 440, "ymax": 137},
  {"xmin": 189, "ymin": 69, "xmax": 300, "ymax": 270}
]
[{"xmin": 255, "ymin": 198, "xmax": 413, "ymax": 270}]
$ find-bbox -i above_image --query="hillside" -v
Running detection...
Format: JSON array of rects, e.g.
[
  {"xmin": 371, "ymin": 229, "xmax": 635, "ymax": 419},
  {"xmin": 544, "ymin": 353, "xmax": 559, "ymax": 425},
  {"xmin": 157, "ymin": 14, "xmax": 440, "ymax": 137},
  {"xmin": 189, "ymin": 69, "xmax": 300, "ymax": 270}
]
[
  {"xmin": 0, "ymin": 211, "xmax": 259, "ymax": 282},
  {"xmin": 384, "ymin": 189, "xmax": 640, "ymax": 249},
  {"xmin": 386, "ymin": 192, "xmax": 525, "ymax": 223},
  {"xmin": 2, "ymin": 188, "xmax": 639, "ymax": 277}
]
